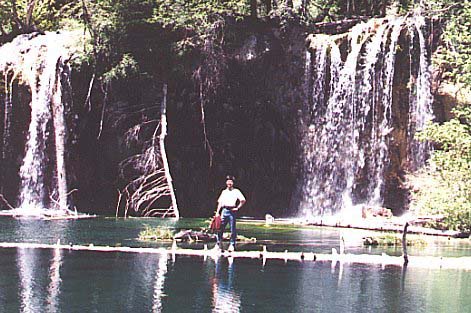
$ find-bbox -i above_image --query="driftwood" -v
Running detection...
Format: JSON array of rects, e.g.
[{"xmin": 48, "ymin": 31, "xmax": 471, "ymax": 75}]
[
  {"xmin": 1, "ymin": 241, "xmax": 470, "ymax": 270},
  {"xmin": 174, "ymin": 230, "xmax": 216, "ymax": 242},
  {"xmin": 307, "ymin": 220, "xmax": 466, "ymax": 238}
]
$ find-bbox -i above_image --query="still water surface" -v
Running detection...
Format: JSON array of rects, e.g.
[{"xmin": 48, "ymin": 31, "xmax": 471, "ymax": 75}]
[{"xmin": 0, "ymin": 217, "xmax": 470, "ymax": 312}]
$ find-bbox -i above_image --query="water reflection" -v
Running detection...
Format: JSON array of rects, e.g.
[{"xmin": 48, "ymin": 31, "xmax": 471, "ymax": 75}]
[
  {"xmin": 401, "ymin": 264, "xmax": 407, "ymax": 292},
  {"xmin": 0, "ymin": 250, "xmax": 469, "ymax": 312},
  {"xmin": 152, "ymin": 254, "xmax": 169, "ymax": 312},
  {"xmin": 46, "ymin": 246, "xmax": 62, "ymax": 313},
  {"xmin": 13, "ymin": 218, "xmax": 67, "ymax": 312},
  {"xmin": 16, "ymin": 246, "xmax": 63, "ymax": 313},
  {"xmin": 210, "ymin": 257, "xmax": 241, "ymax": 313},
  {"xmin": 17, "ymin": 248, "xmax": 41, "ymax": 313}
]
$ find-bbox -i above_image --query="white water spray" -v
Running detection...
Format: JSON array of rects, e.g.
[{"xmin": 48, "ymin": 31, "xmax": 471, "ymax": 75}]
[
  {"xmin": 0, "ymin": 32, "xmax": 81, "ymax": 217},
  {"xmin": 300, "ymin": 16, "xmax": 434, "ymax": 221},
  {"xmin": 407, "ymin": 15, "xmax": 434, "ymax": 169}
]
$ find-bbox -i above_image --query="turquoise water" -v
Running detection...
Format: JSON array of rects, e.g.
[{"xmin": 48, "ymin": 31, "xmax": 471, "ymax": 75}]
[
  {"xmin": 0, "ymin": 217, "xmax": 470, "ymax": 312},
  {"xmin": 0, "ymin": 217, "xmax": 469, "ymax": 256}
]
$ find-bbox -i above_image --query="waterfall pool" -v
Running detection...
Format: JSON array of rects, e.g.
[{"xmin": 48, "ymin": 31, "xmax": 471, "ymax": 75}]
[{"xmin": 0, "ymin": 217, "xmax": 469, "ymax": 312}]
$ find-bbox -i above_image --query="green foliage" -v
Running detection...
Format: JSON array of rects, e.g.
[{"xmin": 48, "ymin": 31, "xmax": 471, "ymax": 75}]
[
  {"xmin": 439, "ymin": 4, "xmax": 471, "ymax": 86},
  {"xmin": 76, "ymin": 0, "xmax": 157, "ymax": 82},
  {"xmin": 139, "ymin": 225, "xmax": 175, "ymax": 241},
  {"xmin": 363, "ymin": 235, "xmax": 427, "ymax": 246},
  {"xmin": 0, "ymin": 0, "xmax": 72, "ymax": 34},
  {"xmin": 150, "ymin": 0, "xmax": 246, "ymax": 51},
  {"xmin": 410, "ymin": 105, "xmax": 471, "ymax": 233},
  {"xmin": 407, "ymin": 1, "xmax": 471, "ymax": 234},
  {"xmin": 102, "ymin": 53, "xmax": 139, "ymax": 83},
  {"xmin": 426, "ymin": 0, "xmax": 471, "ymax": 86}
]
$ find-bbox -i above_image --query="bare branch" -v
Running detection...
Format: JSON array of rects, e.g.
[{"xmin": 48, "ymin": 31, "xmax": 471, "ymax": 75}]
[
  {"xmin": 117, "ymin": 84, "xmax": 178, "ymax": 218},
  {"xmin": 97, "ymin": 81, "xmax": 109, "ymax": 139},
  {"xmin": 84, "ymin": 73, "xmax": 95, "ymax": 111},
  {"xmin": 0, "ymin": 194, "xmax": 15, "ymax": 210},
  {"xmin": 115, "ymin": 189, "xmax": 122, "ymax": 218}
]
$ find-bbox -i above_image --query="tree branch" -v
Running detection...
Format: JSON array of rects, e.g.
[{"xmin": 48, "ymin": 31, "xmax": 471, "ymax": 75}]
[
  {"xmin": 25, "ymin": 0, "xmax": 37, "ymax": 30},
  {"xmin": 11, "ymin": 0, "xmax": 25, "ymax": 31},
  {"xmin": 0, "ymin": 194, "xmax": 15, "ymax": 210}
]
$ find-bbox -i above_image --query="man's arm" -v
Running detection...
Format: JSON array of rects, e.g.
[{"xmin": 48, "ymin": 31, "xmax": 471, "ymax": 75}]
[
  {"xmin": 215, "ymin": 201, "xmax": 222, "ymax": 216},
  {"xmin": 232, "ymin": 199, "xmax": 246, "ymax": 211}
]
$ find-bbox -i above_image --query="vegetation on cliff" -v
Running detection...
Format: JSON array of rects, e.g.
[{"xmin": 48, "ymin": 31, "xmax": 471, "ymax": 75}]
[
  {"xmin": 408, "ymin": 0, "xmax": 470, "ymax": 233},
  {"xmin": 409, "ymin": 103, "xmax": 470, "ymax": 233},
  {"xmin": 1, "ymin": 1, "xmax": 456, "ymax": 90}
]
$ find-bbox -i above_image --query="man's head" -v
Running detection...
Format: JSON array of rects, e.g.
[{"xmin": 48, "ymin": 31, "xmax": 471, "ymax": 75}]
[{"xmin": 225, "ymin": 175, "xmax": 235, "ymax": 189}]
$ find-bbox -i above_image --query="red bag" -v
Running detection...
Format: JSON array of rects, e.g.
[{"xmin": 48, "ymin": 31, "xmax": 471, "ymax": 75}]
[{"xmin": 210, "ymin": 215, "xmax": 222, "ymax": 233}]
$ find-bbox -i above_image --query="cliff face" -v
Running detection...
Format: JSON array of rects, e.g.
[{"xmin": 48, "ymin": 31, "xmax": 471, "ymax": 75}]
[
  {"xmin": 0, "ymin": 16, "xmax": 443, "ymax": 218},
  {"xmin": 67, "ymin": 18, "xmax": 308, "ymax": 217}
]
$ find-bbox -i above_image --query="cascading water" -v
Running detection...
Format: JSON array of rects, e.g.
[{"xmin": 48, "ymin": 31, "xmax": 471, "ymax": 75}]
[
  {"xmin": 407, "ymin": 15, "xmax": 434, "ymax": 169},
  {"xmin": 0, "ymin": 31, "xmax": 80, "ymax": 217},
  {"xmin": 299, "ymin": 15, "xmax": 434, "ymax": 222}
]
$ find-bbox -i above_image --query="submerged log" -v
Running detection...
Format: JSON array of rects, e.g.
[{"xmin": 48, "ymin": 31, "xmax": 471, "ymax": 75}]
[
  {"xmin": 173, "ymin": 230, "xmax": 216, "ymax": 242},
  {"xmin": 1, "ymin": 242, "xmax": 470, "ymax": 271}
]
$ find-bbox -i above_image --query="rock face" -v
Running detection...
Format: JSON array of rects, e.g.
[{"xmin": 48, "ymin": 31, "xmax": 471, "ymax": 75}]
[
  {"xmin": 0, "ymin": 18, "xmax": 306, "ymax": 217},
  {"xmin": 0, "ymin": 16, "xmax": 442, "ymax": 218}
]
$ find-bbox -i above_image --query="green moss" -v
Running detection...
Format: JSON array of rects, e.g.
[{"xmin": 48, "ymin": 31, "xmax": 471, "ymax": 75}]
[
  {"xmin": 139, "ymin": 225, "xmax": 174, "ymax": 241},
  {"xmin": 363, "ymin": 235, "xmax": 428, "ymax": 247}
]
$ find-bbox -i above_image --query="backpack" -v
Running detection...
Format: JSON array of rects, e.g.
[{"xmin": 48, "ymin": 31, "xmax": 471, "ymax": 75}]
[{"xmin": 209, "ymin": 215, "xmax": 222, "ymax": 233}]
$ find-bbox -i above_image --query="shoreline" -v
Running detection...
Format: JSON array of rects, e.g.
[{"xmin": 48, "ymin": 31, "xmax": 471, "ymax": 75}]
[{"xmin": 238, "ymin": 218, "xmax": 469, "ymax": 238}]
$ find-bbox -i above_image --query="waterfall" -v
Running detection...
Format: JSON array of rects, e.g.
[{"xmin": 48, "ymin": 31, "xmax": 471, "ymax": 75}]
[
  {"xmin": 407, "ymin": 15, "xmax": 434, "ymax": 169},
  {"xmin": 0, "ymin": 32, "xmax": 79, "ymax": 216},
  {"xmin": 2, "ymin": 71, "xmax": 14, "ymax": 163},
  {"xmin": 18, "ymin": 38, "xmax": 56, "ymax": 211},
  {"xmin": 299, "ymin": 16, "xmax": 434, "ymax": 221},
  {"xmin": 371, "ymin": 18, "xmax": 404, "ymax": 204}
]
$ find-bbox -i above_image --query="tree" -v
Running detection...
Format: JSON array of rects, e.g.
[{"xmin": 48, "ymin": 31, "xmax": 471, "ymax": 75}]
[
  {"xmin": 410, "ymin": 105, "xmax": 471, "ymax": 233},
  {"xmin": 432, "ymin": 1, "xmax": 471, "ymax": 86},
  {"xmin": 264, "ymin": 0, "xmax": 272, "ymax": 14},
  {"xmin": 250, "ymin": 0, "xmax": 257, "ymax": 18},
  {"xmin": 406, "ymin": 0, "xmax": 471, "ymax": 234},
  {"xmin": 0, "ymin": 0, "xmax": 68, "ymax": 36}
]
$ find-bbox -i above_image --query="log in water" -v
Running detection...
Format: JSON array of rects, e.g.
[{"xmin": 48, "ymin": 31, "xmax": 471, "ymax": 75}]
[{"xmin": 0, "ymin": 241, "xmax": 469, "ymax": 271}]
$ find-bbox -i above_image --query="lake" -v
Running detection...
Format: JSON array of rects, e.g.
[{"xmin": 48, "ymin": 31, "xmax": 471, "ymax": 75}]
[{"xmin": 0, "ymin": 217, "xmax": 469, "ymax": 312}]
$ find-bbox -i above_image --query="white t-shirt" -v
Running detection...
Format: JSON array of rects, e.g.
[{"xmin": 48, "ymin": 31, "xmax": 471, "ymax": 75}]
[{"xmin": 217, "ymin": 188, "xmax": 246, "ymax": 207}]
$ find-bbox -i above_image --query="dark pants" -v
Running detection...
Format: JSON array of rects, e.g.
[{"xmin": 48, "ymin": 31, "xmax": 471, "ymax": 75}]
[{"xmin": 217, "ymin": 208, "xmax": 237, "ymax": 247}]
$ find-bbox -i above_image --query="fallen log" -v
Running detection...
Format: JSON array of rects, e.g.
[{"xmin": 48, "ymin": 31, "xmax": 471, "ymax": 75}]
[
  {"xmin": 1, "ymin": 241, "xmax": 470, "ymax": 271},
  {"xmin": 306, "ymin": 220, "xmax": 466, "ymax": 238}
]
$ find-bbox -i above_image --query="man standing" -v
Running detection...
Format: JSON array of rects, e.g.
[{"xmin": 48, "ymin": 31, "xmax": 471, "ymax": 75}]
[{"xmin": 215, "ymin": 175, "xmax": 246, "ymax": 252}]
